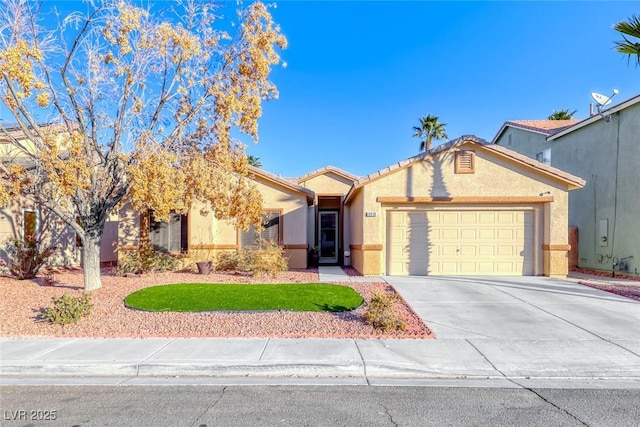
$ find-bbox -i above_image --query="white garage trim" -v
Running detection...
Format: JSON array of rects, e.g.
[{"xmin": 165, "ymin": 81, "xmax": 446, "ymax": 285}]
[{"xmin": 385, "ymin": 206, "xmax": 542, "ymax": 276}]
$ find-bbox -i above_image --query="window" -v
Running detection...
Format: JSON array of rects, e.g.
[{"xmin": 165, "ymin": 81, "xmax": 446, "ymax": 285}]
[
  {"xmin": 241, "ymin": 211, "xmax": 281, "ymax": 248},
  {"xmin": 23, "ymin": 210, "xmax": 37, "ymax": 239},
  {"xmin": 536, "ymin": 148, "xmax": 551, "ymax": 165},
  {"xmin": 455, "ymin": 150, "xmax": 475, "ymax": 174},
  {"xmin": 149, "ymin": 212, "xmax": 188, "ymax": 252}
]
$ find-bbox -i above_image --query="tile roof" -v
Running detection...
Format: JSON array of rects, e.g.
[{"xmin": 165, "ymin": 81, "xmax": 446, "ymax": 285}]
[
  {"xmin": 344, "ymin": 135, "xmax": 585, "ymax": 203},
  {"xmin": 505, "ymin": 120, "xmax": 580, "ymax": 135},
  {"xmin": 548, "ymin": 93, "xmax": 640, "ymax": 140},
  {"xmin": 298, "ymin": 165, "xmax": 359, "ymax": 184},
  {"xmin": 491, "ymin": 120, "xmax": 580, "ymax": 143},
  {"xmin": 248, "ymin": 166, "xmax": 315, "ymax": 205}
]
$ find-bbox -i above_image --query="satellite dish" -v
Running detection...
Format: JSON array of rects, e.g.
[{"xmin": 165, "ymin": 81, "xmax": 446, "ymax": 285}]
[
  {"xmin": 591, "ymin": 92, "xmax": 613, "ymax": 107},
  {"xmin": 591, "ymin": 89, "xmax": 619, "ymax": 114}
]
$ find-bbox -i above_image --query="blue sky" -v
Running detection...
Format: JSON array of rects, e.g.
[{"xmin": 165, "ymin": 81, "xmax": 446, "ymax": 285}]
[{"xmin": 246, "ymin": 1, "xmax": 640, "ymax": 178}]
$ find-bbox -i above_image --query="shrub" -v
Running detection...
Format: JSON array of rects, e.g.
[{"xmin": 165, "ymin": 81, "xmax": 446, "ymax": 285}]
[
  {"xmin": 244, "ymin": 241, "xmax": 288, "ymax": 276},
  {"xmin": 215, "ymin": 250, "xmax": 242, "ymax": 272},
  {"xmin": 4, "ymin": 235, "xmax": 57, "ymax": 280},
  {"xmin": 116, "ymin": 246, "xmax": 180, "ymax": 275},
  {"xmin": 41, "ymin": 293, "xmax": 93, "ymax": 325},
  {"xmin": 364, "ymin": 291, "xmax": 406, "ymax": 331},
  {"xmin": 215, "ymin": 242, "xmax": 288, "ymax": 276}
]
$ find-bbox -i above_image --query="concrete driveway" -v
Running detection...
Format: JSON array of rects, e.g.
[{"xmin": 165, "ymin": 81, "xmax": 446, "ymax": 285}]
[
  {"xmin": 383, "ymin": 276, "xmax": 640, "ymax": 340},
  {"xmin": 378, "ymin": 276, "xmax": 640, "ymax": 379}
]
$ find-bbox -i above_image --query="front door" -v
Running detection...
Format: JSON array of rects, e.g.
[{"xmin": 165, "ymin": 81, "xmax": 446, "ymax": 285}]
[{"xmin": 319, "ymin": 211, "xmax": 338, "ymax": 264}]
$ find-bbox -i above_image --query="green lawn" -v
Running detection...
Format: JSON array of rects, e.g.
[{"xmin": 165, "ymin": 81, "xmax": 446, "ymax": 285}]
[{"xmin": 124, "ymin": 283, "xmax": 364, "ymax": 312}]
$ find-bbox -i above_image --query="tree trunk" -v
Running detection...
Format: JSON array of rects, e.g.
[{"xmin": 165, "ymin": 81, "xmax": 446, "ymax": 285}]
[{"xmin": 82, "ymin": 236, "xmax": 102, "ymax": 291}]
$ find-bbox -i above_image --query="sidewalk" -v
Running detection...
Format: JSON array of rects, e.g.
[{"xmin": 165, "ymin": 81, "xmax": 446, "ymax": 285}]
[
  {"xmin": 3, "ymin": 335, "xmax": 640, "ymax": 387},
  {"xmin": 2, "ymin": 267, "xmax": 640, "ymax": 387}
]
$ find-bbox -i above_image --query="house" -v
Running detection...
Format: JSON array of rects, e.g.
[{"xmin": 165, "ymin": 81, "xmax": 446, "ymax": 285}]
[
  {"xmin": 344, "ymin": 136, "xmax": 584, "ymax": 278},
  {"xmin": 117, "ymin": 166, "xmax": 315, "ymax": 269},
  {"xmin": 493, "ymin": 94, "xmax": 640, "ymax": 275},
  {"xmin": 491, "ymin": 120, "xmax": 579, "ymax": 164},
  {"xmin": 117, "ymin": 135, "xmax": 584, "ymax": 278},
  {"xmin": 0, "ymin": 197, "xmax": 119, "ymax": 268},
  {"xmin": 0, "ymin": 126, "xmax": 118, "ymax": 267}
]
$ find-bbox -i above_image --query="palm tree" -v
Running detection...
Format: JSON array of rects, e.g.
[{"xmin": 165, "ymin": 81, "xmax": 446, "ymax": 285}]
[
  {"xmin": 247, "ymin": 155, "xmax": 262, "ymax": 168},
  {"xmin": 547, "ymin": 109, "xmax": 577, "ymax": 120},
  {"xmin": 614, "ymin": 14, "xmax": 640, "ymax": 66},
  {"xmin": 413, "ymin": 114, "xmax": 448, "ymax": 151}
]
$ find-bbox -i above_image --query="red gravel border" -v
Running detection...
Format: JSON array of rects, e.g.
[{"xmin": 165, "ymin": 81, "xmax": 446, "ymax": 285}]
[
  {"xmin": 578, "ymin": 281, "xmax": 640, "ymax": 302},
  {"xmin": 571, "ymin": 268, "xmax": 640, "ymax": 302},
  {"xmin": 574, "ymin": 267, "xmax": 640, "ymax": 282},
  {"xmin": 0, "ymin": 269, "xmax": 433, "ymax": 339}
]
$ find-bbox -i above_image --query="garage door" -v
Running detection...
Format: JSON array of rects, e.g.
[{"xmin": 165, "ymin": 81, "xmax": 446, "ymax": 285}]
[{"xmin": 387, "ymin": 209, "xmax": 534, "ymax": 276}]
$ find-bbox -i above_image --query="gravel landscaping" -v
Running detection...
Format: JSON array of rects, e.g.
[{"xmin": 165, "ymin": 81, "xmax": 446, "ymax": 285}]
[
  {"xmin": 0, "ymin": 268, "xmax": 433, "ymax": 339},
  {"xmin": 571, "ymin": 268, "xmax": 640, "ymax": 302}
]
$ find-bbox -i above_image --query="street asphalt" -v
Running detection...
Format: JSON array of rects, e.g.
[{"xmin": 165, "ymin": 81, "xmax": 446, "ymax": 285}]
[{"xmin": 1, "ymin": 266, "xmax": 639, "ymax": 387}]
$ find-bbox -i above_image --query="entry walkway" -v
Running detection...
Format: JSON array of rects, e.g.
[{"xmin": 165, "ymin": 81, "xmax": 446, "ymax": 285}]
[{"xmin": 318, "ymin": 266, "xmax": 382, "ymax": 282}]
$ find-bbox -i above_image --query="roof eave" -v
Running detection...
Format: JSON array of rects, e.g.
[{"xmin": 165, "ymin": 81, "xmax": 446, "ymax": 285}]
[
  {"xmin": 548, "ymin": 93, "xmax": 640, "ymax": 141},
  {"xmin": 298, "ymin": 165, "xmax": 358, "ymax": 184},
  {"xmin": 249, "ymin": 166, "xmax": 315, "ymax": 205}
]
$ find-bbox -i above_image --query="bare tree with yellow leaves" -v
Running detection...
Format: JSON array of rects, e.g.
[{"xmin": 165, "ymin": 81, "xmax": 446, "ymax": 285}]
[{"xmin": 0, "ymin": 0, "xmax": 286, "ymax": 291}]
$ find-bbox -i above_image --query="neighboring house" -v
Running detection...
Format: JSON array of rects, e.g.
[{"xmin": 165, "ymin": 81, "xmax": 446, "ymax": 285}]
[
  {"xmin": 117, "ymin": 136, "xmax": 584, "ymax": 278},
  {"xmin": 491, "ymin": 120, "xmax": 579, "ymax": 165},
  {"xmin": 493, "ymin": 94, "xmax": 640, "ymax": 275},
  {"xmin": 0, "ymin": 197, "xmax": 119, "ymax": 268},
  {"xmin": 0, "ymin": 126, "xmax": 118, "ymax": 267}
]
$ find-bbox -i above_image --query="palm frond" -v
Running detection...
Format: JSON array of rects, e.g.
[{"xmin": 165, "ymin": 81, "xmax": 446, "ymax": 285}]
[
  {"xmin": 614, "ymin": 15, "xmax": 640, "ymax": 65},
  {"xmin": 614, "ymin": 15, "xmax": 640, "ymax": 39}
]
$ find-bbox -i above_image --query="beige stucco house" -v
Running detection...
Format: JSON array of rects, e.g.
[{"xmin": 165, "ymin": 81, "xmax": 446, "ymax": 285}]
[
  {"xmin": 344, "ymin": 136, "xmax": 584, "ymax": 278},
  {"xmin": 2, "ymin": 129, "xmax": 584, "ymax": 278},
  {"xmin": 117, "ymin": 166, "xmax": 315, "ymax": 269},
  {"xmin": 115, "ymin": 135, "xmax": 584, "ymax": 278}
]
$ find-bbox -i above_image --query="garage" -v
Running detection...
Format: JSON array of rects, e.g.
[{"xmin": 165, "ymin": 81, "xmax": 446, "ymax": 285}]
[
  {"xmin": 343, "ymin": 137, "xmax": 585, "ymax": 278},
  {"xmin": 387, "ymin": 208, "xmax": 535, "ymax": 276}
]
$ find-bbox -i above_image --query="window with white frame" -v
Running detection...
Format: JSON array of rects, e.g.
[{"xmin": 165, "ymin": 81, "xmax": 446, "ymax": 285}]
[{"xmin": 536, "ymin": 148, "xmax": 551, "ymax": 165}]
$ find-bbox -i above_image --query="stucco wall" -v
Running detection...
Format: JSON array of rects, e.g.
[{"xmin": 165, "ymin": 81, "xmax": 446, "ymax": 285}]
[
  {"xmin": 258, "ymin": 180, "xmax": 308, "ymax": 250},
  {"xmin": 101, "ymin": 215, "xmax": 119, "ymax": 263},
  {"xmin": 1, "ymin": 198, "xmax": 80, "ymax": 267},
  {"xmin": 496, "ymin": 128, "xmax": 549, "ymax": 160},
  {"xmin": 118, "ymin": 202, "xmax": 140, "ymax": 248},
  {"xmin": 117, "ymin": 177, "xmax": 310, "ymax": 269},
  {"xmin": 347, "ymin": 189, "xmax": 365, "ymax": 273},
  {"xmin": 549, "ymin": 104, "xmax": 640, "ymax": 273},
  {"xmin": 300, "ymin": 172, "xmax": 353, "ymax": 194},
  {"xmin": 348, "ymin": 142, "xmax": 574, "ymax": 277}
]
